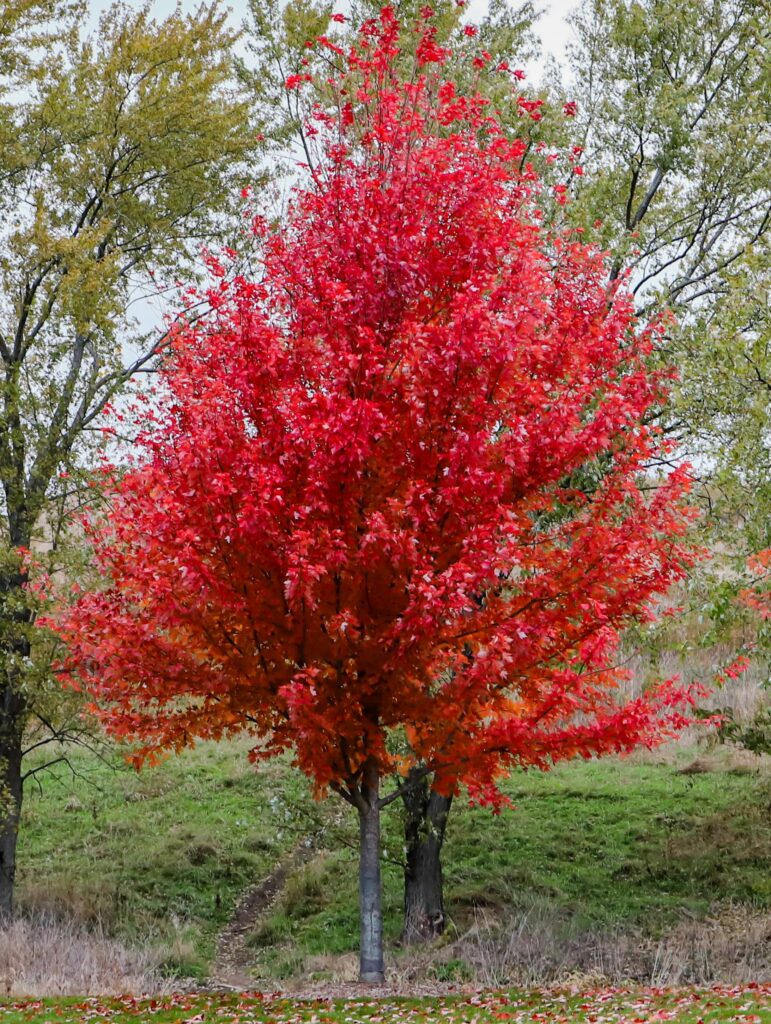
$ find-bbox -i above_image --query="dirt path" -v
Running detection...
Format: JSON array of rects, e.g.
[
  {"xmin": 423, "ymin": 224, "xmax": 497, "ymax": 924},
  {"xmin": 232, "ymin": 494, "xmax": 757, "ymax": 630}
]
[{"xmin": 210, "ymin": 843, "xmax": 315, "ymax": 989}]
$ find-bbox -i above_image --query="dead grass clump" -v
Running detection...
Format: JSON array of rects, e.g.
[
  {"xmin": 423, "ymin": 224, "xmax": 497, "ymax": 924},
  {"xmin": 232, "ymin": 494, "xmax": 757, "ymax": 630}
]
[
  {"xmin": 648, "ymin": 905, "xmax": 771, "ymax": 986},
  {"xmin": 18, "ymin": 878, "xmax": 119, "ymax": 928},
  {"xmin": 456, "ymin": 904, "xmax": 638, "ymax": 987},
  {"xmin": 0, "ymin": 912, "xmax": 173, "ymax": 997},
  {"xmin": 673, "ymin": 749, "xmax": 770, "ymax": 774},
  {"xmin": 301, "ymin": 952, "xmax": 359, "ymax": 984},
  {"xmin": 450, "ymin": 901, "xmax": 771, "ymax": 987}
]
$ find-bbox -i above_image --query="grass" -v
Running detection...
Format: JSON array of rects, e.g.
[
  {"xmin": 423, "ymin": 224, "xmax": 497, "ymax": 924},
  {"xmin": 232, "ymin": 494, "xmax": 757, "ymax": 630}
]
[
  {"xmin": 15, "ymin": 739, "xmax": 771, "ymax": 982},
  {"xmin": 249, "ymin": 750, "xmax": 770, "ymax": 976},
  {"xmin": 443, "ymin": 756, "xmax": 771, "ymax": 927},
  {"xmin": 1, "ymin": 987, "xmax": 769, "ymax": 1023},
  {"xmin": 17, "ymin": 740, "xmax": 317, "ymax": 978}
]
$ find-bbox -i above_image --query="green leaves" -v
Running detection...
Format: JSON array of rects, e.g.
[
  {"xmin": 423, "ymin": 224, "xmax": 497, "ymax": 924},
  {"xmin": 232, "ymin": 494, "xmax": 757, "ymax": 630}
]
[
  {"xmin": 0, "ymin": 0, "xmax": 260, "ymax": 547},
  {"xmin": 0, "ymin": 2, "xmax": 261, "ymax": 901},
  {"xmin": 558, "ymin": 0, "xmax": 770, "ymax": 542}
]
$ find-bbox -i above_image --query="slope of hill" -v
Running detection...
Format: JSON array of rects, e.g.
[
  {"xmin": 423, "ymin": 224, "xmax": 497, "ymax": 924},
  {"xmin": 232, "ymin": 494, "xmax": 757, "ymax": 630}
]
[{"xmin": 15, "ymin": 739, "xmax": 771, "ymax": 986}]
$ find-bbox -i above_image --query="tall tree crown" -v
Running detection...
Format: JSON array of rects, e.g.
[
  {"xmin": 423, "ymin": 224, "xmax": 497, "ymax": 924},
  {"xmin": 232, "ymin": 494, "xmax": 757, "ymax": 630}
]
[{"xmin": 51, "ymin": 7, "xmax": 699, "ymax": 808}]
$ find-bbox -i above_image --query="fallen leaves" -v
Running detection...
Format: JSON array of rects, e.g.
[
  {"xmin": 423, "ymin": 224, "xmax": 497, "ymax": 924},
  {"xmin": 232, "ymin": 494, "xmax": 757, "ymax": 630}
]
[{"xmin": 2, "ymin": 985, "xmax": 769, "ymax": 1024}]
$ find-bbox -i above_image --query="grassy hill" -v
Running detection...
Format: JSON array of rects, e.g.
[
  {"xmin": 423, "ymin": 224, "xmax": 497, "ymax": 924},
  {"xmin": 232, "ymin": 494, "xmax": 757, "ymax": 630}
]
[{"xmin": 16, "ymin": 739, "xmax": 771, "ymax": 985}]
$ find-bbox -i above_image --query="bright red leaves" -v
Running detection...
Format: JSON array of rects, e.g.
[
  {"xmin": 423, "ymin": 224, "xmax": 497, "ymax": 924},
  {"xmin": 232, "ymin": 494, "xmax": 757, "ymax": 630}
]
[{"xmin": 50, "ymin": 7, "xmax": 700, "ymax": 806}]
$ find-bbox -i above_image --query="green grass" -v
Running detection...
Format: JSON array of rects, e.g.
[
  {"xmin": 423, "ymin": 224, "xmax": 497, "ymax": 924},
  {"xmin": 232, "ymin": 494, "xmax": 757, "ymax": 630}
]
[
  {"xmin": 18, "ymin": 741, "xmax": 316, "ymax": 977},
  {"xmin": 443, "ymin": 757, "xmax": 771, "ymax": 927},
  {"xmin": 17, "ymin": 740, "xmax": 771, "ymax": 979},
  {"xmin": 2, "ymin": 987, "xmax": 769, "ymax": 1023}
]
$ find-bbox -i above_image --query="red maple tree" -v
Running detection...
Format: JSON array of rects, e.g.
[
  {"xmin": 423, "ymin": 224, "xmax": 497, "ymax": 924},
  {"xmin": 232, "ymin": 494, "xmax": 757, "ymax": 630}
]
[{"xmin": 49, "ymin": 8, "xmax": 701, "ymax": 981}]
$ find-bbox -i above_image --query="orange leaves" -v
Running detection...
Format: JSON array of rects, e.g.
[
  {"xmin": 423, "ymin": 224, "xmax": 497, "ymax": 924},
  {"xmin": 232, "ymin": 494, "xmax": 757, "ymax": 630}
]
[{"xmin": 741, "ymin": 549, "xmax": 771, "ymax": 621}]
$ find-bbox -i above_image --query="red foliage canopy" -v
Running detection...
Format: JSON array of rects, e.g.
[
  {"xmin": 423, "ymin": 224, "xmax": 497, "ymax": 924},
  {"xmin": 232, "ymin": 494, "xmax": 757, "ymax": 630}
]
[{"xmin": 50, "ymin": 7, "xmax": 699, "ymax": 808}]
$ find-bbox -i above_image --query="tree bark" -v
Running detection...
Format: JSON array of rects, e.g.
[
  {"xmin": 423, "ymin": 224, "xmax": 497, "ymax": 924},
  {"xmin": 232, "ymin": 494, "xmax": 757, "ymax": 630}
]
[
  {"xmin": 402, "ymin": 770, "xmax": 453, "ymax": 944},
  {"xmin": 0, "ymin": 536, "xmax": 32, "ymax": 919},
  {"xmin": 358, "ymin": 758, "xmax": 384, "ymax": 983},
  {"xmin": 0, "ymin": 726, "xmax": 23, "ymax": 919}
]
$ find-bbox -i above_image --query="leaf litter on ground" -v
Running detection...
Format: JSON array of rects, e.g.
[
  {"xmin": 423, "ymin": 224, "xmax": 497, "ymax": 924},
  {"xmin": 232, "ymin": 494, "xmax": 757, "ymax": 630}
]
[{"xmin": 2, "ymin": 985, "xmax": 769, "ymax": 1024}]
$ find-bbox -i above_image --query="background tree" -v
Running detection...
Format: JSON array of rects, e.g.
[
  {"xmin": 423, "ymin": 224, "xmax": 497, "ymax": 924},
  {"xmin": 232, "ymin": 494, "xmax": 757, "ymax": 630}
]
[
  {"xmin": 51, "ymin": 9, "xmax": 701, "ymax": 981},
  {"xmin": 557, "ymin": 0, "xmax": 770, "ymax": 777},
  {"xmin": 561, "ymin": 0, "xmax": 770, "ymax": 541},
  {"xmin": 0, "ymin": 0, "xmax": 258, "ymax": 916}
]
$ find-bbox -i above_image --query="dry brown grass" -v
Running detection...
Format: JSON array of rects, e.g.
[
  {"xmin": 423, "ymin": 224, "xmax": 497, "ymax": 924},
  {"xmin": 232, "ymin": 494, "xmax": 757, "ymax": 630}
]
[
  {"xmin": 619, "ymin": 644, "xmax": 769, "ymax": 752},
  {"xmin": 452, "ymin": 902, "xmax": 771, "ymax": 988},
  {"xmin": 0, "ymin": 912, "xmax": 174, "ymax": 997},
  {"xmin": 18, "ymin": 878, "xmax": 120, "ymax": 928},
  {"xmin": 648, "ymin": 905, "xmax": 771, "ymax": 986},
  {"xmin": 624, "ymin": 646, "xmax": 767, "ymax": 713},
  {"xmin": 266, "ymin": 902, "xmax": 771, "ymax": 990}
]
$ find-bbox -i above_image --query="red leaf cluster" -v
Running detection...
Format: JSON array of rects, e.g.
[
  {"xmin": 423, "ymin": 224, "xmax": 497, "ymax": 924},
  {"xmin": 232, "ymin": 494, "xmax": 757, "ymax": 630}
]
[
  {"xmin": 49, "ymin": 8, "xmax": 700, "ymax": 803},
  {"xmin": 741, "ymin": 548, "xmax": 771, "ymax": 621}
]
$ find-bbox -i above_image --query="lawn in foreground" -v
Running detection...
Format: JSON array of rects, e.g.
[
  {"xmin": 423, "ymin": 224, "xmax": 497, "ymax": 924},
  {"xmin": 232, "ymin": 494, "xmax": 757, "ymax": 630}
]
[{"xmin": 3, "ymin": 987, "xmax": 769, "ymax": 1023}]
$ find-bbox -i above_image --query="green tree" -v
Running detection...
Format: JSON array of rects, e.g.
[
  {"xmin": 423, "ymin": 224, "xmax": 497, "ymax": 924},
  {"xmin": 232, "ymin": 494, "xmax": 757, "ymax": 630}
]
[
  {"xmin": 0, "ymin": 0, "xmax": 258, "ymax": 916},
  {"xmin": 561, "ymin": 0, "xmax": 770, "ymax": 544},
  {"xmin": 560, "ymin": 0, "xmax": 770, "ymax": 758}
]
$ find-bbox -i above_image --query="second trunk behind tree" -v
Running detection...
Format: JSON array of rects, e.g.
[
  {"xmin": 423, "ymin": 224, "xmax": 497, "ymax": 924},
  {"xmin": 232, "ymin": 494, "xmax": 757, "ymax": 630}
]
[{"xmin": 402, "ymin": 770, "xmax": 453, "ymax": 945}]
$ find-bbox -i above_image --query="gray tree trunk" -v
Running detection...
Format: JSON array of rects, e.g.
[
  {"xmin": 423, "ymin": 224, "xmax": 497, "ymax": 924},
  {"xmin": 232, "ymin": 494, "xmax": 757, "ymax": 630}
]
[
  {"xmin": 0, "ymin": 730, "xmax": 22, "ymax": 918},
  {"xmin": 0, "ymin": 521, "xmax": 32, "ymax": 918},
  {"xmin": 358, "ymin": 758, "xmax": 384, "ymax": 983},
  {"xmin": 402, "ymin": 771, "xmax": 452, "ymax": 944}
]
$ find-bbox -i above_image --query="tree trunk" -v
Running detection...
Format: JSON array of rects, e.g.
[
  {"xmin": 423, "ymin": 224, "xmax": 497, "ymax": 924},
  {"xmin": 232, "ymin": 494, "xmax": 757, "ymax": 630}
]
[
  {"xmin": 0, "ymin": 730, "xmax": 23, "ymax": 919},
  {"xmin": 358, "ymin": 758, "xmax": 384, "ymax": 983},
  {"xmin": 0, "ymin": 540, "xmax": 32, "ymax": 919},
  {"xmin": 402, "ymin": 770, "xmax": 453, "ymax": 944}
]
